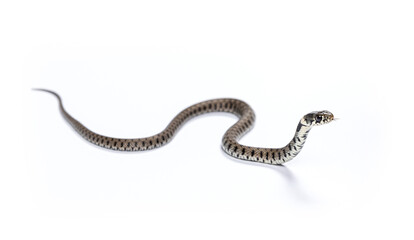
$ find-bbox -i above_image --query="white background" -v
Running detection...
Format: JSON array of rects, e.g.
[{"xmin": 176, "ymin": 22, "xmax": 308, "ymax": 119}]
[{"xmin": 1, "ymin": 0, "xmax": 413, "ymax": 239}]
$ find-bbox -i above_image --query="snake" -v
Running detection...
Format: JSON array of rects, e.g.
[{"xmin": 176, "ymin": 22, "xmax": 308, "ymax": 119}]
[{"xmin": 34, "ymin": 89, "xmax": 334, "ymax": 165}]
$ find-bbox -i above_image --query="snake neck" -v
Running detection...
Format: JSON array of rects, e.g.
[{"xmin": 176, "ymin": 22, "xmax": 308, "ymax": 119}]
[
  {"xmin": 281, "ymin": 120, "xmax": 313, "ymax": 162},
  {"xmin": 222, "ymin": 118, "xmax": 314, "ymax": 165}
]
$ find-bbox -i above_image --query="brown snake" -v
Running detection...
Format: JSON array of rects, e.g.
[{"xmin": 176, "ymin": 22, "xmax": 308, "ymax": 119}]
[{"xmin": 34, "ymin": 89, "xmax": 334, "ymax": 165}]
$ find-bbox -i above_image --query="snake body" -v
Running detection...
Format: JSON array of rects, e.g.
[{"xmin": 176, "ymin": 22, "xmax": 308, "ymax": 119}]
[{"xmin": 35, "ymin": 89, "xmax": 334, "ymax": 165}]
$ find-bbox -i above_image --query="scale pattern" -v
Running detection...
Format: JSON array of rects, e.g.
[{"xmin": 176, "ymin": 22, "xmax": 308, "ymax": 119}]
[{"xmin": 35, "ymin": 89, "xmax": 333, "ymax": 165}]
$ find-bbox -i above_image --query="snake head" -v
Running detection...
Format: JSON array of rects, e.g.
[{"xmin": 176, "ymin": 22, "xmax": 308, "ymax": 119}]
[{"xmin": 302, "ymin": 110, "xmax": 334, "ymax": 126}]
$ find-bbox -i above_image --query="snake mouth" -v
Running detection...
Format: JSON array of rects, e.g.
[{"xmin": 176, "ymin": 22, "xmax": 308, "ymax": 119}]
[{"xmin": 327, "ymin": 113, "xmax": 335, "ymax": 122}]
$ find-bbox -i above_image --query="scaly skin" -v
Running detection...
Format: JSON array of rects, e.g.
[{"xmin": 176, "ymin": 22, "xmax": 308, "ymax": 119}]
[{"xmin": 34, "ymin": 89, "xmax": 334, "ymax": 165}]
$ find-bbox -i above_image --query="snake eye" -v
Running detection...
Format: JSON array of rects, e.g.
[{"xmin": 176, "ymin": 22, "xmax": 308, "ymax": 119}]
[{"xmin": 315, "ymin": 115, "xmax": 323, "ymax": 123}]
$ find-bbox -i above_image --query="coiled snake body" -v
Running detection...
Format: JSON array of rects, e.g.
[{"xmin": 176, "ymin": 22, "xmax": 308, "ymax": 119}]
[{"xmin": 35, "ymin": 89, "xmax": 334, "ymax": 165}]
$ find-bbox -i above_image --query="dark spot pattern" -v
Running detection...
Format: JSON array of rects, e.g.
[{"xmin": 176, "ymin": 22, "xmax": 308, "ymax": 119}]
[{"xmin": 36, "ymin": 89, "xmax": 320, "ymax": 166}]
